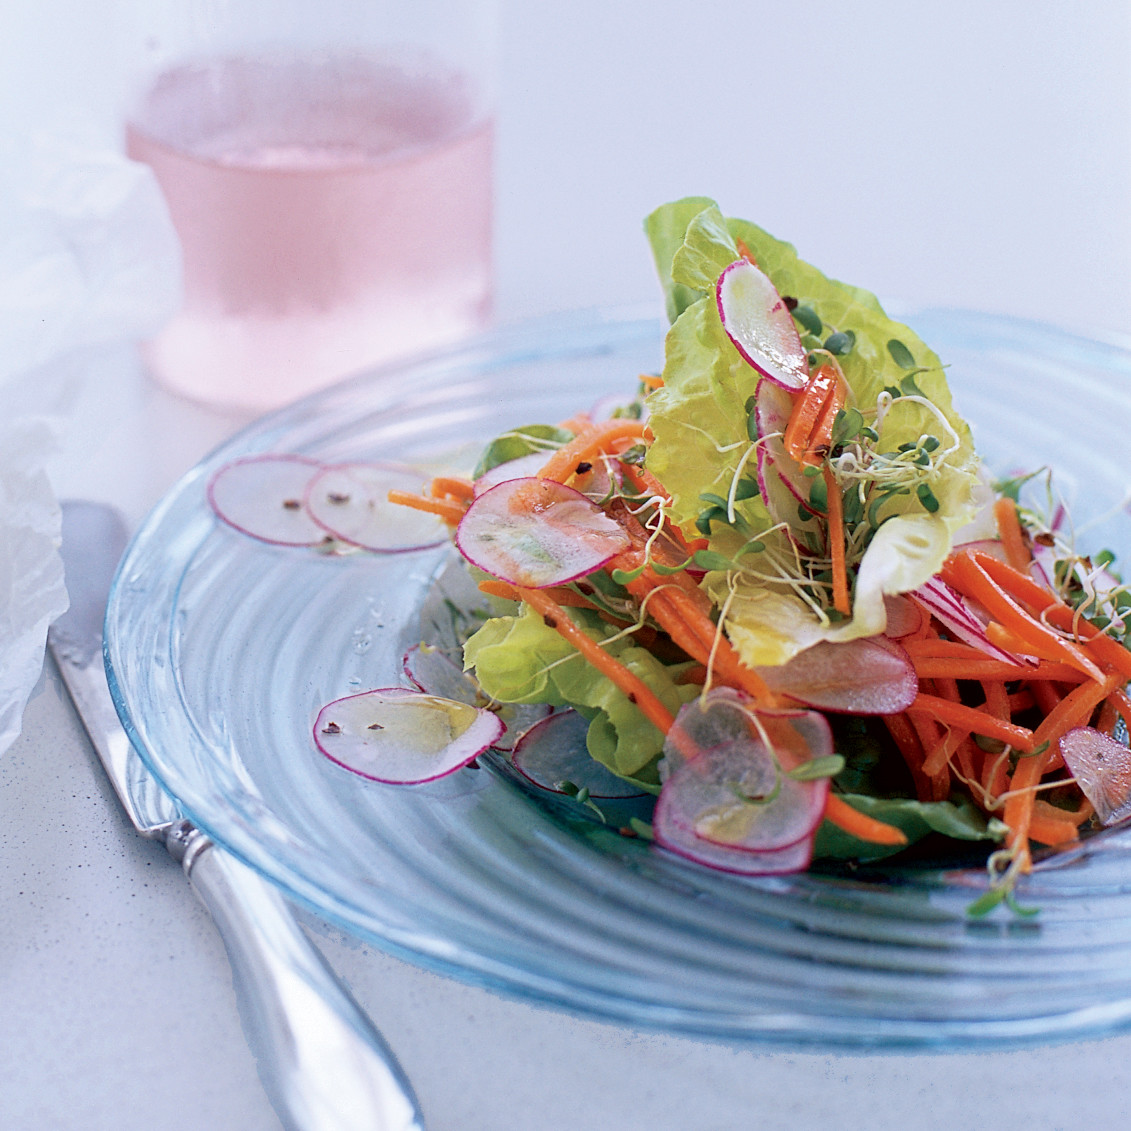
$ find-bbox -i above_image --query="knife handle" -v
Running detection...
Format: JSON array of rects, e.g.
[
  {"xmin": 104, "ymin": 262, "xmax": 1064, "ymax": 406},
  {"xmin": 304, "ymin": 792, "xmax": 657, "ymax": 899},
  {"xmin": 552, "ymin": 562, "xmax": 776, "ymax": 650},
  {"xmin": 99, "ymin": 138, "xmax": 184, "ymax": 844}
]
[{"xmin": 171, "ymin": 826, "xmax": 426, "ymax": 1131}]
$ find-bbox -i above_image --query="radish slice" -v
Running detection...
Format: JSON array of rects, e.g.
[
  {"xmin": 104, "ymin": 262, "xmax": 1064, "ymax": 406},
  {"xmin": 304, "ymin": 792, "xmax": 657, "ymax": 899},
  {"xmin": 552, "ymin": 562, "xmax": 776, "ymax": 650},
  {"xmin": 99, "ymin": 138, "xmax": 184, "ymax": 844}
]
[
  {"xmin": 402, "ymin": 643, "xmax": 551, "ymax": 751},
  {"xmin": 313, "ymin": 686, "xmax": 503, "ymax": 784},
  {"xmin": 754, "ymin": 379, "xmax": 816, "ymax": 536},
  {"xmin": 455, "ymin": 477, "xmax": 630, "ymax": 588},
  {"xmin": 402, "ymin": 643, "xmax": 480, "ymax": 702},
  {"xmin": 306, "ymin": 462, "xmax": 448, "ymax": 553},
  {"xmin": 511, "ymin": 710, "xmax": 647, "ymax": 798},
  {"xmin": 753, "ymin": 636, "xmax": 917, "ymax": 715},
  {"xmin": 1059, "ymin": 727, "xmax": 1131, "ymax": 825},
  {"xmin": 884, "ymin": 594, "xmax": 924, "ymax": 639},
  {"xmin": 716, "ymin": 258, "xmax": 809, "ymax": 390},
  {"xmin": 911, "ymin": 577, "xmax": 1031, "ymax": 665},
  {"xmin": 654, "ymin": 815, "xmax": 815, "ymax": 875},
  {"xmin": 207, "ymin": 455, "xmax": 328, "ymax": 546},
  {"xmin": 655, "ymin": 689, "xmax": 832, "ymax": 868},
  {"xmin": 474, "ymin": 451, "xmax": 550, "ymax": 495}
]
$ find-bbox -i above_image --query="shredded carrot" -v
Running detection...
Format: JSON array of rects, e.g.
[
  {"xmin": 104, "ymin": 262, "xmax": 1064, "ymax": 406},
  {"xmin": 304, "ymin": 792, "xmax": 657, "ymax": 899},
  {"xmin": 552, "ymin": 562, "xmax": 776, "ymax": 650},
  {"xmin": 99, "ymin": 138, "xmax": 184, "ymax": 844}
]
[
  {"xmin": 943, "ymin": 551, "xmax": 1106, "ymax": 683},
  {"xmin": 1034, "ymin": 796, "xmax": 1094, "ymax": 828},
  {"xmin": 910, "ymin": 656, "xmax": 1087, "ymax": 682},
  {"xmin": 822, "ymin": 464, "xmax": 851, "ymax": 617},
  {"xmin": 735, "ymin": 238, "xmax": 757, "ymax": 265},
  {"xmin": 477, "ymin": 579, "xmax": 598, "ymax": 610},
  {"xmin": 515, "ymin": 586, "xmax": 675, "ymax": 736},
  {"xmin": 1027, "ymin": 813, "xmax": 1079, "ymax": 847},
  {"xmin": 537, "ymin": 419, "xmax": 648, "ymax": 484},
  {"xmin": 639, "ymin": 372, "xmax": 664, "ymax": 391},
  {"xmin": 824, "ymin": 794, "xmax": 908, "ymax": 846},
  {"xmin": 783, "ymin": 369, "xmax": 835, "ymax": 464},
  {"xmin": 882, "ymin": 713, "xmax": 934, "ymax": 802},
  {"xmin": 909, "ymin": 692, "xmax": 1037, "ymax": 753},
  {"xmin": 429, "ymin": 475, "xmax": 475, "ymax": 501},
  {"xmin": 386, "ymin": 489, "xmax": 467, "ymax": 525},
  {"xmin": 993, "ymin": 496, "xmax": 1030, "ymax": 572}
]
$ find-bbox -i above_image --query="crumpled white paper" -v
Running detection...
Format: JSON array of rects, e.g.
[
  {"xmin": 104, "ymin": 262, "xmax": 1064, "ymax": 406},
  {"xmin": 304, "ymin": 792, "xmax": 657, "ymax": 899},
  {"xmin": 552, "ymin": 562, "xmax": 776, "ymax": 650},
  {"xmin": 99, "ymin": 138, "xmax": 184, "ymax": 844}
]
[{"xmin": 0, "ymin": 135, "xmax": 180, "ymax": 758}]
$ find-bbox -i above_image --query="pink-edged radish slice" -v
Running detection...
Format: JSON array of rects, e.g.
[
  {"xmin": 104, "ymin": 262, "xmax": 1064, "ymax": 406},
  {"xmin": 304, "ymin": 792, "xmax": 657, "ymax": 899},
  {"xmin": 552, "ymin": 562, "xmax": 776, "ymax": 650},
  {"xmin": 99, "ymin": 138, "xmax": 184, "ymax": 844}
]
[
  {"xmin": 475, "ymin": 451, "xmax": 620, "ymax": 506},
  {"xmin": 474, "ymin": 451, "xmax": 550, "ymax": 496},
  {"xmin": 884, "ymin": 594, "xmax": 925, "ymax": 640},
  {"xmin": 754, "ymin": 379, "xmax": 817, "ymax": 535},
  {"xmin": 455, "ymin": 477, "xmax": 630, "ymax": 588},
  {"xmin": 716, "ymin": 258, "xmax": 809, "ymax": 391},
  {"xmin": 306, "ymin": 462, "xmax": 448, "ymax": 553},
  {"xmin": 402, "ymin": 643, "xmax": 480, "ymax": 702},
  {"xmin": 911, "ymin": 577, "xmax": 1031, "ymax": 665},
  {"xmin": 657, "ymin": 689, "xmax": 832, "ymax": 857},
  {"xmin": 1059, "ymin": 727, "xmax": 1131, "ymax": 825},
  {"xmin": 653, "ymin": 813, "xmax": 815, "ymax": 876},
  {"xmin": 402, "ymin": 643, "xmax": 552, "ymax": 751},
  {"xmin": 752, "ymin": 636, "xmax": 917, "ymax": 716},
  {"xmin": 511, "ymin": 710, "xmax": 647, "ymax": 798},
  {"xmin": 207, "ymin": 454, "xmax": 328, "ymax": 546},
  {"xmin": 313, "ymin": 686, "xmax": 503, "ymax": 784}
]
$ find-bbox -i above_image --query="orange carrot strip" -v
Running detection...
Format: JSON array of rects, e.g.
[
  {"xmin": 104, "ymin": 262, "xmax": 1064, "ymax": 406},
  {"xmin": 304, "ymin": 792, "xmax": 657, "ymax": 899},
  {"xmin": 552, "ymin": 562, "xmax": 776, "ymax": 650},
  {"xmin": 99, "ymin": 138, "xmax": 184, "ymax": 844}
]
[
  {"xmin": 944, "ymin": 552, "xmax": 1106, "ymax": 682},
  {"xmin": 735, "ymin": 238, "xmax": 757, "ymax": 265},
  {"xmin": 904, "ymin": 638, "xmax": 996, "ymax": 659},
  {"xmin": 537, "ymin": 419, "xmax": 647, "ymax": 484},
  {"xmin": 993, "ymin": 496, "xmax": 1030, "ymax": 572},
  {"xmin": 1004, "ymin": 672, "xmax": 1121, "ymax": 864},
  {"xmin": 429, "ymin": 475, "xmax": 475, "ymax": 501},
  {"xmin": 882, "ymin": 713, "xmax": 933, "ymax": 802},
  {"xmin": 386, "ymin": 489, "xmax": 467, "ymax": 525},
  {"xmin": 981, "ymin": 680, "xmax": 1011, "ymax": 721},
  {"xmin": 1107, "ymin": 687, "xmax": 1131, "ymax": 734},
  {"xmin": 515, "ymin": 586, "xmax": 675, "ymax": 736},
  {"xmin": 910, "ymin": 692, "xmax": 1037, "ymax": 753},
  {"xmin": 1027, "ymin": 814, "xmax": 1079, "ymax": 847},
  {"xmin": 1034, "ymin": 796, "xmax": 1094, "ymax": 827},
  {"xmin": 1044, "ymin": 605, "xmax": 1131, "ymax": 682},
  {"xmin": 824, "ymin": 794, "xmax": 908, "ymax": 846},
  {"xmin": 1032, "ymin": 670, "xmax": 1121, "ymax": 747},
  {"xmin": 822, "ymin": 464, "xmax": 851, "ymax": 617},
  {"xmin": 639, "ymin": 372, "xmax": 664, "ymax": 391},
  {"xmin": 783, "ymin": 368, "xmax": 835, "ymax": 464},
  {"xmin": 806, "ymin": 371, "xmax": 848, "ymax": 461},
  {"xmin": 961, "ymin": 550, "xmax": 1131, "ymax": 681},
  {"xmin": 910, "ymin": 657, "xmax": 1087, "ymax": 682},
  {"xmin": 477, "ymin": 579, "xmax": 598, "ymax": 610}
]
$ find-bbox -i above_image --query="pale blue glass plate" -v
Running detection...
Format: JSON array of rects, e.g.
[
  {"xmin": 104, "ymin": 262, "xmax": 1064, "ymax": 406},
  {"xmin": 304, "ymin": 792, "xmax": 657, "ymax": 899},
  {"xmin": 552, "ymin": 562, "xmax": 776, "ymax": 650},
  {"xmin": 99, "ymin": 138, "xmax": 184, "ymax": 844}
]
[{"xmin": 104, "ymin": 307, "xmax": 1131, "ymax": 1050}]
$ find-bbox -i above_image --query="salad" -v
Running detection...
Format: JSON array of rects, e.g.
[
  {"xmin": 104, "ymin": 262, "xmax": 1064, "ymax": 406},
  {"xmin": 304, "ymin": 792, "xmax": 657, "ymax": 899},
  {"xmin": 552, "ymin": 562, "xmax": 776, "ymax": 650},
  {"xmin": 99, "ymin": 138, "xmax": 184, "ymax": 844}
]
[{"xmin": 211, "ymin": 197, "xmax": 1131, "ymax": 914}]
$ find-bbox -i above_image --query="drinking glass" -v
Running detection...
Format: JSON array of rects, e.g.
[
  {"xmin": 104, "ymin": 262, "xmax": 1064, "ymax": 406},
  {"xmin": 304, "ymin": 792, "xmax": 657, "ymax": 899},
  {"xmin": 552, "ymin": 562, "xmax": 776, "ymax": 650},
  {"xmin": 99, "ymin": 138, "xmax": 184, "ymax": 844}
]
[{"xmin": 119, "ymin": 0, "xmax": 496, "ymax": 410}]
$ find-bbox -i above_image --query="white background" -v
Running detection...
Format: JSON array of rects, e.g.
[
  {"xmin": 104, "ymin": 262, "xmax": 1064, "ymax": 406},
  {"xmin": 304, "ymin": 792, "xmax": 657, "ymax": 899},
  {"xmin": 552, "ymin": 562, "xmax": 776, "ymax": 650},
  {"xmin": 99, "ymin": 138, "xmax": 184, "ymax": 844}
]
[{"xmin": 4, "ymin": 3, "xmax": 1131, "ymax": 1129}]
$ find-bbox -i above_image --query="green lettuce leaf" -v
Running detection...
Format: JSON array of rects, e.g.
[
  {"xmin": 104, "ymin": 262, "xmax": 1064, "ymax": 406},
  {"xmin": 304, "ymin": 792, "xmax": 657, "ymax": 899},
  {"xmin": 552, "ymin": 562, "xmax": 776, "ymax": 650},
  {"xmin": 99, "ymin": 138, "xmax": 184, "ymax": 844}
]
[
  {"xmin": 463, "ymin": 604, "xmax": 698, "ymax": 782},
  {"xmin": 642, "ymin": 197, "xmax": 982, "ymax": 666}
]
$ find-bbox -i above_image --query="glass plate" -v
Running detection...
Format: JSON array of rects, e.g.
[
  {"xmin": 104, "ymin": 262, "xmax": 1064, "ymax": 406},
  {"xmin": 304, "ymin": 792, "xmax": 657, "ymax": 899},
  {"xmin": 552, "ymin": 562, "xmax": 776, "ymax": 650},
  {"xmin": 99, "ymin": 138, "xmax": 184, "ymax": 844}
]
[{"xmin": 105, "ymin": 306, "xmax": 1131, "ymax": 1050}]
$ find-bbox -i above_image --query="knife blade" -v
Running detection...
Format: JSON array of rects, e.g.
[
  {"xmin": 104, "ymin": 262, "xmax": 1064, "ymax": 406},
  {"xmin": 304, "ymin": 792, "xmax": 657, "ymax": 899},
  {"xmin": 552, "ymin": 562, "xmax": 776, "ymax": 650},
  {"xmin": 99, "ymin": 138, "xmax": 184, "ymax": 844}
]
[{"xmin": 48, "ymin": 500, "xmax": 426, "ymax": 1131}]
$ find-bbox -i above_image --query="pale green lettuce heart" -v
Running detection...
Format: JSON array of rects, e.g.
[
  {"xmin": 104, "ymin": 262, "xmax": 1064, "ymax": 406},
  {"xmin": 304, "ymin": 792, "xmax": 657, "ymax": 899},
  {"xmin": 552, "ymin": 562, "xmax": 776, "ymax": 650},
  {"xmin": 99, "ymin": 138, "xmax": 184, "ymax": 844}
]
[{"xmin": 463, "ymin": 604, "xmax": 697, "ymax": 780}]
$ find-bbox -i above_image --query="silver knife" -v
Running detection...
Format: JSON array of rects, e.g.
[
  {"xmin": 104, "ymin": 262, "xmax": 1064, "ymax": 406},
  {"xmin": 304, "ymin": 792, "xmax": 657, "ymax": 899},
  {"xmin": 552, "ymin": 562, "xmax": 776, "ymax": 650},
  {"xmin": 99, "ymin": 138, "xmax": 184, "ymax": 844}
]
[{"xmin": 48, "ymin": 500, "xmax": 426, "ymax": 1131}]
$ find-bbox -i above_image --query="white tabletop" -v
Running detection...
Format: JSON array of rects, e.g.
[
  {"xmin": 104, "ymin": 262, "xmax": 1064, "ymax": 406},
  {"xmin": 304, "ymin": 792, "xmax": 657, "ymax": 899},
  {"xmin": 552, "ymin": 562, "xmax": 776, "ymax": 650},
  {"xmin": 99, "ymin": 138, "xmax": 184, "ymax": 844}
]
[{"xmin": 5, "ymin": 3, "xmax": 1131, "ymax": 1128}]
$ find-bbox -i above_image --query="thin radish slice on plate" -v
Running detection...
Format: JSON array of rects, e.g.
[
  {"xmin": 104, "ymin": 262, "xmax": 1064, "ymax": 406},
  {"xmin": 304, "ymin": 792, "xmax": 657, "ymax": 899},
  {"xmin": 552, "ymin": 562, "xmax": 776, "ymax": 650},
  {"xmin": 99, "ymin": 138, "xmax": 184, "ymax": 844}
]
[
  {"xmin": 313, "ymin": 686, "xmax": 503, "ymax": 784},
  {"xmin": 207, "ymin": 454, "xmax": 328, "ymax": 546},
  {"xmin": 455, "ymin": 477, "xmax": 630, "ymax": 588},
  {"xmin": 716, "ymin": 258, "xmax": 809, "ymax": 391},
  {"xmin": 401, "ymin": 643, "xmax": 551, "ymax": 751},
  {"xmin": 754, "ymin": 379, "xmax": 818, "ymax": 537},
  {"xmin": 653, "ymin": 810, "xmax": 816, "ymax": 876},
  {"xmin": 753, "ymin": 637, "xmax": 917, "ymax": 715},
  {"xmin": 1059, "ymin": 727, "xmax": 1131, "ymax": 825},
  {"xmin": 656, "ymin": 689, "xmax": 832, "ymax": 860},
  {"xmin": 883, "ymin": 594, "xmax": 925, "ymax": 640},
  {"xmin": 306, "ymin": 462, "xmax": 449, "ymax": 552},
  {"xmin": 911, "ymin": 576, "xmax": 1030, "ymax": 664},
  {"xmin": 474, "ymin": 451, "xmax": 549, "ymax": 495},
  {"xmin": 512, "ymin": 710, "xmax": 647, "ymax": 798},
  {"xmin": 402, "ymin": 643, "xmax": 480, "ymax": 702}
]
